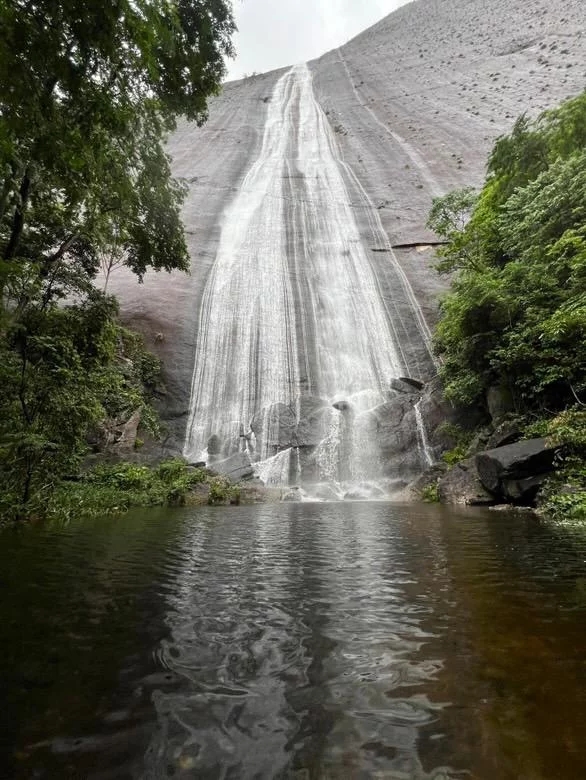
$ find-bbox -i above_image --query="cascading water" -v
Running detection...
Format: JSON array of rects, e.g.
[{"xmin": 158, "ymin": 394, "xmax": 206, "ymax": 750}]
[
  {"xmin": 184, "ymin": 64, "xmax": 435, "ymax": 492},
  {"xmin": 414, "ymin": 400, "xmax": 435, "ymax": 468}
]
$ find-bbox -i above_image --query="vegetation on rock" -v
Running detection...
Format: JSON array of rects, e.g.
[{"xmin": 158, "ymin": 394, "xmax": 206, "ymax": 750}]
[
  {"xmin": 41, "ymin": 460, "xmax": 241, "ymax": 522},
  {"xmin": 428, "ymin": 92, "xmax": 586, "ymax": 518}
]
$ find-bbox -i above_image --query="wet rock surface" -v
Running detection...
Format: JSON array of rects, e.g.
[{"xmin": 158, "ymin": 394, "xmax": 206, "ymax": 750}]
[
  {"xmin": 251, "ymin": 397, "xmax": 331, "ymax": 450},
  {"xmin": 208, "ymin": 452, "xmax": 255, "ymax": 482}
]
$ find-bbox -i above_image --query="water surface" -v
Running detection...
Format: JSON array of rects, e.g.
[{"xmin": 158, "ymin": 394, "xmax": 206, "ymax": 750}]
[{"xmin": 1, "ymin": 503, "xmax": 585, "ymax": 778}]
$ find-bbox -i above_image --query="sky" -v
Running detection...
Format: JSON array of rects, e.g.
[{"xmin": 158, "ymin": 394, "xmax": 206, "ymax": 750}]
[{"xmin": 227, "ymin": 0, "xmax": 410, "ymax": 80}]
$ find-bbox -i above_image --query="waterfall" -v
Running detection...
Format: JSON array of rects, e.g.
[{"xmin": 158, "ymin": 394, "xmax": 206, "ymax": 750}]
[
  {"xmin": 183, "ymin": 64, "xmax": 433, "ymax": 488},
  {"xmin": 253, "ymin": 448, "xmax": 296, "ymax": 486},
  {"xmin": 414, "ymin": 400, "xmax": 435, "ymax": 468}
]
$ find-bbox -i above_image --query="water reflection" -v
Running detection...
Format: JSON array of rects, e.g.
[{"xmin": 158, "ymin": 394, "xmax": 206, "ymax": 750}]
[{"xmin": 0, "ymin": 504, "xmax": 585, "ymax": 779}]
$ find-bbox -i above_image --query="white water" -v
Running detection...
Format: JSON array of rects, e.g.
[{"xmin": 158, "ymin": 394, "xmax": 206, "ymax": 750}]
[
  {"xmin": 253, "ymin": 448, "xmax": 296, "ymax": 486},
  {"xmin": 415, "ymin": 400, "xmax": 435, "ymax": 467},
  {"xmin": 184, "ymin": 64, "xmax": 434, "ymax": 486}
]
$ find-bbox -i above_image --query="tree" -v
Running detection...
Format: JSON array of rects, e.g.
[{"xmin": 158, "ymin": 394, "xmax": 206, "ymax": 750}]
[
  {"xmin": 0, "ymin": 0, "xmax": 236, "ymax": 517},
  {"xmin": 429, "ymin": 93, "xmax": 586, "ymax": 411},
  {"xmin": 0, "ymin": 0, "xmax": 235, "ymax": 283}
]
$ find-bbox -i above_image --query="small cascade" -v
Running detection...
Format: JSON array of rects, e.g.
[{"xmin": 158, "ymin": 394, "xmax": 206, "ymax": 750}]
[
  {"xmin": 254, "ymin": 448, "xmax": 296, "ymax": 486},
  {"xmin": 313, "ymin": 410, "xmax": 343, "ymax": 483},
  {"xmin": 414, "ymin": 400, "xmax": 434, "ymax": 467}
]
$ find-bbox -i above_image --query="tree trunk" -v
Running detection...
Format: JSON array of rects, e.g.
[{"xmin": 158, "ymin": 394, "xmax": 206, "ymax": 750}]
[{"xmin": 3, "ymin": 171, "xmax": 31, "ymax": 261}]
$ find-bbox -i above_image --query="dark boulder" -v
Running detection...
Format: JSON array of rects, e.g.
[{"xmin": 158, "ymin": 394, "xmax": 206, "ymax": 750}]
[
  {"xmin": 390, "ymin": 377, "xmax": 423, "ymax": 395},
  {"xmin": 397, "ymin": 376, "xmax": 425, "ymax": 391},
  {"xmin": 501, "ymin": 474, "xmax": 549, "ymax": 503},
  {"xmin": 438, "ymin": 458, "xmax": 496, "ymax": 506},
  {"xmin": 475, "ymin": 438, "xmax": 558, "ymax": 498},
  {"xmin": 333, "ymin": 400, "xmax": 351, "ymax": 412},
  {"xmin": 486, "ymin": 419, "xmax": 521, "ymax": 450},
  {"xmin": 486, "ymin": 384, "xmax": 514, "ymax": 422}
]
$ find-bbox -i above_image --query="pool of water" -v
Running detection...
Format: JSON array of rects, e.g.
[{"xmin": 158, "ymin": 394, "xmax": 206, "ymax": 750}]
[{"xmin": 1, "ymin": 503, "xmax": 585, "ymax": 778}]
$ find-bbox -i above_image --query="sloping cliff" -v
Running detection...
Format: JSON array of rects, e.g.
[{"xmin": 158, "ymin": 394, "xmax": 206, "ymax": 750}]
[{"xmin": 107, "ymin": 0, "xmax": 585, "ymax": 477}]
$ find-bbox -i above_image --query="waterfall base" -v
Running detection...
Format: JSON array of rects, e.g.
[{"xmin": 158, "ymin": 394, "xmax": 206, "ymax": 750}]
[{"xmin": 200, "ymin": 383, "xmax": 436, "ymax": 500}]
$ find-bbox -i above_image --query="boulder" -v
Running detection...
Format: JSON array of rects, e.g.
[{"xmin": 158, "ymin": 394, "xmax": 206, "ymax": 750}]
[
  {"xmin": 417, "ymin": 376, "xmax": 486, "ymax": 452},
  {"xmin": 486, "ymin": 419, "xmax": 521, "ymax": 450},
  {"xmin": 489, "ymin": 504, "xmax": 536, "ymax": 514},
  {"xmin": 390, "ymin": 377, "xmax": 424, "ymax": 395},
  {"xmin": 359, "ymin": 394, "xmax": 422, "ymax": 478},
  {"xmin": 251, "ymin": 397, "xmax": 331, "ymax": 449},
  {"xmin": 501, "ymin": 474, "xmax": 549, "ymax": 503},
  {"xmin": 209, "ymin": 451, "xmax": 254, "ymax": 481},
  {"xmin": 397, "ymin": 376, "xmax": 425, "ymax": 391},
  {"xmin": 438, "ymin": 458, "xmax": 496, "ymax": 506},
  {"xmin": 486, "ymin": 384, "xmax": 514, "ymax": 422},
  {"xmin": 408, "ymin": 464, "xmax": 447, "ymax": 498},
  {"xmin": 384, "ymin": 479, "xmax": 409, "ymax": 494},
  {"xmin": 333, "ymin": 400, "xmax": 351, "ymax": 412},
  {"xmin": 475, "ymin": 438, "xmax": 558, "ymax": 497},
  {"xmin": 466, "ymin": 426, "xmax": 492, "ymax": 456},
  {"xmin": 344, "ymin": 490, "xmax": 366, "ymax": 501},
  {"xmin": 114, "ymin": 408, "xmax": 142, "ymax": 452}
]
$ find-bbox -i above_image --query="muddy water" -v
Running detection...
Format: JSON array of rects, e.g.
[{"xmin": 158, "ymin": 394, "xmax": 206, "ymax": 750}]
[{"xmin": 0, "ymin": 503, "xmax": 585, "ymax": 779}]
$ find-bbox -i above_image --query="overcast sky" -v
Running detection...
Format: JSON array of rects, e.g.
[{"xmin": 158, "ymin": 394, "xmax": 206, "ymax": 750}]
[{"xmin": 228, "ymin": 0, "xmax": 410, "ymax": 80}]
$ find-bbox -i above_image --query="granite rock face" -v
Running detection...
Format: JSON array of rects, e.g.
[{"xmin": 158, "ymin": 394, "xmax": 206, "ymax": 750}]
[
  {"xmin": 208, "ymin": 452, "xmax": 255, "ymax": 482},
  {"xmin": 105, "ymin": 0, "xmax": 586, "ymax": 467}
]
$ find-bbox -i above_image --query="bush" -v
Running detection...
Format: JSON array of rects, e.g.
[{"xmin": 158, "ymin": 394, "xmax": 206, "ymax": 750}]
[
  {"xmin": 527, "ymin": 409, "xmax": 586, "ymax": 521},
  {"xmin": 208, "ymin": 476, "xmax": 240, "ymax": 506},
  {"xmin": 36, "ymin": 460, "xmax": 214, "ymax": 520},
  {"xmin": 421, "ymin": 481, "xmax": 440, "ymax": 503}
]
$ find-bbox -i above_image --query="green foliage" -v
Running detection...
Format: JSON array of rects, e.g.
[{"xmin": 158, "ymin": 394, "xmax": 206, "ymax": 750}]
[
  {"xmin": 541, "ymin": 489, "xmax": 586, "ymax": 523},
  {"xmin": 421, "ymin": 481, "xmax": 440, "ymax": 503},
  {"xmin": 538, "ymin": 454, "xmax": 586, "ymax": 523},
  {"xmin": 525, "ymin": 408, "xmax": 586, "ymax": 452},
  {"xmin": 436, "ymin": 422, "xmax": 475, "ymax": 465},
  {"xmin": 209, "ymin": 476, "xmax": 241, "ymax": 506},
  {"xmin": 527, "ymin": 410, "xmax": 586, "ymax": 522},
  {"xmin": 0, "ymin": 0, "xmax": 235, "ymax": 519},
  {"xmin": 0, "ymin": 271, "xmax": 163, "ymax": 519},
  {"xmin": 0, "ymin": 0, "xmax": 234, "ymax": 279},
  {"xmin": 427, "ymin": 187, "xmax": 479, "ymax": 273},
  {"xmin": 442, "ymin": 446, "xmax": 469, "ymax": 467},
  {"xmin": 41, "ymin": 460, "xmax": 235, "ymax": 520},
  {"xmin": 428, "ymin": 93, "xmax": 586, "ymax": 412}
]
